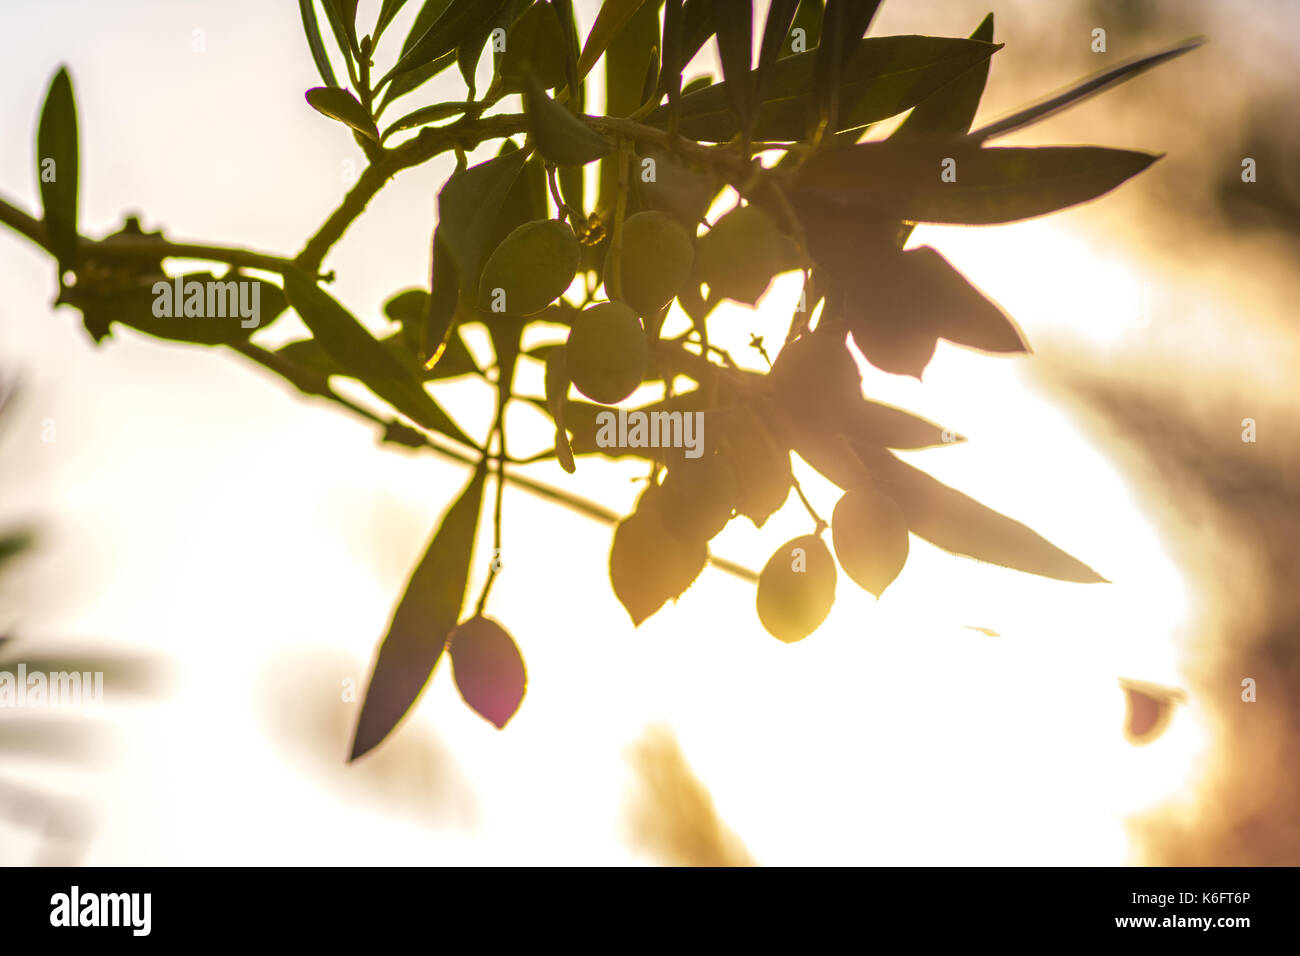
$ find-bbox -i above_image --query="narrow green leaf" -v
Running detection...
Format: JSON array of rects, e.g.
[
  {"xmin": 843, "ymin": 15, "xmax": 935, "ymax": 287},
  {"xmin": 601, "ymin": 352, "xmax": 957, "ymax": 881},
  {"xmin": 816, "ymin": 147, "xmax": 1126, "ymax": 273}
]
[
  {"xmin": 305, "ymin": 86, "xmax": 379, "ymax": 141},
  {"xmin": 647, "ymin": 35, "xmax": 1002, "ymax": 141},
  {"xmin": 36, "ymin": 67, "xmax": 79, "ymax": 273},
  {"xmin": 349, "ymin": 459, "xmax": 488, "ymax": 760},
  {"xmin": 575, "ymin": 0, "xmax": 648, "ymax": 79},
  {"xmin": 374, "ymin": 0, "xmax": 410, "ymax": 41},
  {"xmin": 377, "ymin": 49, "xmax": 458, "ymax": 109},
  {"xmin": 500, "ymin": 1, "xmax": 568, "ymax": 91},
  {"xmin": 524, "ymin": 75, "xmax": 613, "ymax": 166},
  {"xmin": 283, "ymin": 267, "xmax": 475, "ymax": 446},
  {"xmin": 320, "ymin": 0, "xmax": 358, "ymax": 60},
  {"xmin": 380, "ymin": 100, "xmax": 471, "ymax": 141},
  {"xmin": 660, "ymin": 0, "xmax": 684, "ymax": 115},
  {"xmin": 812, "ymin": 0, "xmax": 879, "ymax": 135},
  {"xmin": 382, "ymin": 0, "xmax": 512, "ymax": 84},
  {"xmin": 299, "ymin": 0, "xmax": 341, "ymax": 87},
  {"xmin": 598, "ymin": 0, "xmax": 659, "ymax": 211},
  {"xmin": 894, "ymin": 13, "xmax": 994, "ymax": 140},
  {"xmin": 276, "ymin": 327, "xmax": 479, "ymax": 381},
  {"xmin": 436, "ymin": 148, "xmax": 528, "ymax": 287},
  {"xmin": 755, "ymin": 0, "xmax": 799, "ymax": 104},
  {"xmin": 794, "ymin": 433, "xmax": 1107, "ymax": 582},
  {"xmin": 970, "ymin": 37, "xmax": 1205, "ymax": 143},
  {"xmin": 85, "ymin": 273, "xmax": 290, "ymax": 346},
  {"xmin": 795, "ymin": 142, "xmax": 1160, "ymax": 224},
  {"xmin": 782, "ymin": 0, "xmax": 822, "ymax": 59},
  {"xmin": 679, "ymin": 0, "xmax": 717, "ymax": 67},
  {"xmin": 712, "ymin": 0, "xmax": 754, "ymax": 138},
  {"xmin": 425, "ymin": 229, "xmax": 459, "ymax": 365}
]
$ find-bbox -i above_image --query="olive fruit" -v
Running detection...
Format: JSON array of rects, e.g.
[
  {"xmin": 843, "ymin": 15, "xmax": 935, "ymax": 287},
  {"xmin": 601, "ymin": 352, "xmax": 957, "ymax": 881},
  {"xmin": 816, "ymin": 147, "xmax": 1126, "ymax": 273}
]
[
  {"xmin": 695, "ymin": 204, "xmax": 794, "ymax": 305},
  {"xmin": 448, "ymin": 615, "xmax": 527, "ymax": 729},
  {"xmin": 755, "ymin": 534, "xmax": 837, "ymax": 643},
  {"xmin": 606, "ymin": 211, "xmax": 694, "ymax": 317},
  {"xmin": 565, "ymin": 300, "xmax": 647, "ymax": 405},
  {"xmin": 477, "ymin": 219, "xmax": 580, "ymax": 316},
  {"xmin": 770, "ymin": 329, "xmax": 863, "ymax": 425},
  {"xmin": 830, "ymin": 486, "xmax": 910, "ymax": 596}
]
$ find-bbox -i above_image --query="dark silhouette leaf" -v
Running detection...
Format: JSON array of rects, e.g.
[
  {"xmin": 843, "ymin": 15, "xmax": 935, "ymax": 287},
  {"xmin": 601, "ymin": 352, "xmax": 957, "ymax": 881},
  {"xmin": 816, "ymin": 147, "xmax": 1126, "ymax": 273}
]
[
  {"xmin": 378, "ymin": 50, "xmax": 458, "ymax": 108},
  {"xmin": 755, "ymin": 0, "xmax": 799, "ymax": 105},
  {"xmin": 796, "ymin": 142, "xmax": 1161, "ymax": 225},
  {"xmin": 449, "ymin": 616, "xmax": 527, "ymax": 728},
  {"xmin": 305, "ymin": 86, "xmax": 379, "ymax": 141},
  {"xmin": 500, "ymin": 1, "xmax": 568, "ymax": 92},
  {"xmin": 283, "ymin": 267, "xmax": 475, "ymax": 446},
  {"xmin": 322, "ymin": 0, "xmax": 360, "ymax": 58},
  {"xmin": 374, "ymin": 0, "xmax": 410, "ymax": 41},
  {"xmin": 524, "ymin": 74, "xmax": 613, "ymax": 166},
  {"xmin": 811, "ymin": 0, "xmax": 881, "ymax": 135},
  {"xmin": 597, "ymin": 0, "xmax": 659, "ymax": 210},
  {"xmin": 660, "ymin": 0, "xmax": 684, "ymax": 113},
  {"xmin": 970, "ymin": 37, "xmax": 1205, "ymax": 143},
  {"xmin": 648, "ymin": 35, "xmax": 1001, "ymax": 141},
  {"xmin": 276, "ymin": 326, "xmax": 478, "ymax": 382},
  {"xmin": 70, "ymin": 273, "xmax": 288, "ymax": 346},
  {"xmin": 382, "ymin": 0, "xmax": 511, "ymax": 83},
  {"xmin": 424, "ymin": 229, "xmax": 460, "ymax": 364},
  {"xmin": 299, "ymin": 0, "xmax": 341, "ymax": 87},
  {"xmin": 380, "ymin": 101, "xmax": 472, "ymax": 142},
  {"xmin": 893, "ymin": 13, "xmax": 993, "ymax": 141},
  {"xmin": 712, "ymin": 0, "xmax": 754, "ymax": 138},
  {"xmin": 350, "ymin": 459, "xmax": 488, "ymax": 760},
  {"xmin": 782, "ymin": 0, "xmax": 822, "ymax": 59},
  {"xmin": 794, "ymin": 433, "xmax": 1107, "ymax": 583},
  {"xmin": 544, "ymin": 345, "xmax": 576, "ymax": 473},
  {"xmin": 436, "ymin": 148, "xmax": 528, "ymax": 287},
  {"xmin": 36, "ymin": 67, "xmax": 79, "ymax": 273},
  {"xmin": 576, "ymin": 0, "xmax": 648, "ymax": 79}
]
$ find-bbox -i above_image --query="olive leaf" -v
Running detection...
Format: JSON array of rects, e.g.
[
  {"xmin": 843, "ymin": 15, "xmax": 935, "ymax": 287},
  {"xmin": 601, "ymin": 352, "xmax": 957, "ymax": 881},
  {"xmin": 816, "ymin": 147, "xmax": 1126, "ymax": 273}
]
[
  {"xmin": 66, "ymin": 273, "xmax": 288, "ymax": 346},
  {"xmin": 523, "ymin": 74, "xmax": 613, "ymax": 166},
  {"xmin": 382, "ymin": 0, "xmax": 512, "ymax": 84},
  {"xmin": 754, "ymin": 0, "xmax": 799, "ymax": 105},
  {"xmin": 424, "ymin": 230, "xmax": 460, "ymax": 365},
  {"xmin": 380, "ymin": 101, "xmax": 472, "ymax": 142},
  {"xmin": 304, "ymin": 87, "xmax": 379, "ymax": 141},
  {"xmin": 350, "ymin": 459, "xmax": 488, "ymax": 760},
  {"xmin": 321, "ymin": 0, "xmax": 360, "ymax": 58},
  {"xmin": 795, "ymin": 143, "xmax": 1161, "ymax": 225},
  {"xmin": 794, "ymin": 432, "xmax": 1106, "ymax": 583},
  {"xmin": 499, "ymin": 1, "xmax": 568, "ymax": 92},
  {"xmin": 893, "ymin": 13, "xmax": 994, "ymax": 141},
  {"xmin": 610, "ymin": 503, "xmax": 708, "ymax": 626},
  {"xmin": 812, "ymin": 0, "xmax": 882, "ymax": 133},
  {"xmin": 647, "ymin": 35, "xmax": 1002, "ymax": 141},
  {"xmin": 575, "ymin": 0, "xmax": 648, "ymax": 80},
  {"xmin": 544, "ymin": 345, "xmax": 575, "ymax": 473},
  {"xmin": 436, "ymin": 148, "xmax": 528, "ymax": 287},
  {"xmin": 36, "ymin": 67, "xmax": 79, "ymax": 273},
  {"xmin": 597, "ymin": 0, "xmax": 659, "ymax": 211},
  {"xmin": 970, "ymin": 37, "xmax": 1205, "ymax": 143},
  {"xmin": 283, "ymin": 267, "xmax": 476, "ymax": 447},
  {"xmin": 374, "ymin": 0, "xmax": 410, "ymax": 42},
  {"xmin": 712, "ymin": 0, "xmax": 754, "ymax": 138},
  {"xmin": 299, "ymin": 0, "xmax": 341, "ymax": 87}
]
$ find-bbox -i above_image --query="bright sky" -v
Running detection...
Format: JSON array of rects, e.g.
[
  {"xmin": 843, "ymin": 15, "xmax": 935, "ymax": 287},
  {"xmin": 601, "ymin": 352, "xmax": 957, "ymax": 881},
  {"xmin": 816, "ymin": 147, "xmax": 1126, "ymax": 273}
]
[{"xmin": 7, "ymin": 0, "xmax": 1288, "ymax": 865}]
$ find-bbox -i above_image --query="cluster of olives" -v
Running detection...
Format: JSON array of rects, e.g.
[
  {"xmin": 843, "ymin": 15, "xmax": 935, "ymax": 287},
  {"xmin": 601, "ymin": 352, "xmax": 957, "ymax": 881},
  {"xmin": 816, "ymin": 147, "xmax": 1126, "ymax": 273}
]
[{"xmin": 480, "ymin": 196, "xmax": 910, "ymax": 645}]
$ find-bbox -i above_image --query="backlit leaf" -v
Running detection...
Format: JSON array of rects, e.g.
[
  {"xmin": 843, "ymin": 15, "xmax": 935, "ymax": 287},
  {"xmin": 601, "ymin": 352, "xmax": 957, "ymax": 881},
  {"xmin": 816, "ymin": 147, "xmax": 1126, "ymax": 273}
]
[
  {"xmin": 524, "ymin": 74, "xmax": 613, "ymax": 166},
  {"xmin": 305, "ymin": 86, "xmax": 379, "ymax": 141},
  {"xmin": 712, "ymin": 0, "xmax": 754, "ymax": 137},
  {"xmin": 350, "ymin": 459, "xmax": 488, "ymax": 759},
  {"xmin": 36, "ymin": 67, "xmax": 79, "ymax": 273},
  {"xmin": 796, "ymin": 142, "xmax": 1160, "ymax": 225},
  {"xmin": 436, "ymin": 148, "xmax": 528, "ymax": 287},
  {"xmin": 575, "ymin": 0, "xmax": 648, "ymax": 79},
  {"xmin": 283, "ymin": 267, "xmax": 475, "ymax": 446},
  {"xmin": 299, "ymin": 0, "xmax": 341, "ymax": 87}
]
